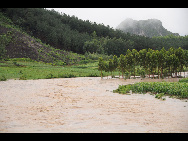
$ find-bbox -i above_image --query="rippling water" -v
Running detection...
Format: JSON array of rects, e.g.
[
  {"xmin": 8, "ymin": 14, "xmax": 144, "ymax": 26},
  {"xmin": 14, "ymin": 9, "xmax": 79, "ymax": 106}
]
[{"xmin": 0, "ymin": 77, "xmax": 187, "ymax": 132}]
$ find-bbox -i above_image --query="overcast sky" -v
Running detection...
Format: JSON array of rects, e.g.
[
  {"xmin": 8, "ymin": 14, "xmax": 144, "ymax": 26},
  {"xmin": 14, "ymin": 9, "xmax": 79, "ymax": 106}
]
[{"xmin": 47, "ymin": 8, "xmax": 188, "ymax": 36}]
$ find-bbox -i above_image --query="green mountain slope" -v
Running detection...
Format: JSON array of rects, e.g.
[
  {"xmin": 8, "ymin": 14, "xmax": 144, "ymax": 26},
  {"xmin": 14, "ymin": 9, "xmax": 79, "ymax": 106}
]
[
  {"xmin": 1, "ymin": 8, "xmax": 187, "ymax": 60},
  {"xmin": 116, "ymin": 18, "xmax": 179, "ymax": 37},
  {"xmin": 0, "ymin": 12, "xmax": 83, "ymax": 65}
]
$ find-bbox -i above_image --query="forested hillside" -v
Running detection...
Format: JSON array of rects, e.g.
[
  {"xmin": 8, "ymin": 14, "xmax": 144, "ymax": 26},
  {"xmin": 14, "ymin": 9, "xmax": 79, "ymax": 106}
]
[
  {"xmin": 1, "ymin": 8, "xmax": 188, "ymax": 58},
  {"xmin": 0, "ymin": 12, "xmax": 84, "ymax": 65}
]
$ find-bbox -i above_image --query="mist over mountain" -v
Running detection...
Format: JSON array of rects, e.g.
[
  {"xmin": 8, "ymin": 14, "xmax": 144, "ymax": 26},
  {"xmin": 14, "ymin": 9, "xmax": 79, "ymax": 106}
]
[{"xmin": 116, "ymin": 18, "xmax": 180, "ymax": 38}]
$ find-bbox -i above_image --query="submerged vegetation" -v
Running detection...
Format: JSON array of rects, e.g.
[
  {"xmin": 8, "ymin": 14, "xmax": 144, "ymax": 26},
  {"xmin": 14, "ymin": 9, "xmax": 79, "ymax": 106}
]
[{"xmin": 113, "ymin": 82, "xmax": 188, "ymax": 99}]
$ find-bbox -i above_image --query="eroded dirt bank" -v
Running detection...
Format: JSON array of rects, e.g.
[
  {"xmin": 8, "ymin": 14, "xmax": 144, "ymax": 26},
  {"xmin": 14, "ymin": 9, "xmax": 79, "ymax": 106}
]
[{"xmin": 0, "ymin": 77, "xmax": 188, "ymax": 132}]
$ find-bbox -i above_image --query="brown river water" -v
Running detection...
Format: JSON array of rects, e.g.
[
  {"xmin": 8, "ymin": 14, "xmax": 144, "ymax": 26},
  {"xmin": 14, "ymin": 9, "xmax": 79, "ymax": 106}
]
[{"xmin": 0, "ymin": 77, "xmax": 188, "ymax": 132}]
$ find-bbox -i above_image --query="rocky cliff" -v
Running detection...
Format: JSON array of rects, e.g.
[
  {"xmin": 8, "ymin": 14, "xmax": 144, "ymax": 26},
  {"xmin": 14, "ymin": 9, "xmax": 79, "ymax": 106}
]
[{"xmin": 116, "ymin": 18, "xmax": 179, "ymax": 37}]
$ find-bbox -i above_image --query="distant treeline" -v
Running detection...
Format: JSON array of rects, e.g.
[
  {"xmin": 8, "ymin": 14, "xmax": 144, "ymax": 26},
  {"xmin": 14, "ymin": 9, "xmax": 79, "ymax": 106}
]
[{"xmin": 1, "ymin": 8, "xmax": 188, "ymax": 56}]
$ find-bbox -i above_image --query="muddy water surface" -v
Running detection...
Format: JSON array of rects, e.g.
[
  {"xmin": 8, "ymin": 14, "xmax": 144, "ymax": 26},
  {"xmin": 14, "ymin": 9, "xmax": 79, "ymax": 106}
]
[{"xmin": 0, "ymin": 77, "xmax": 188, "ymax": 132}]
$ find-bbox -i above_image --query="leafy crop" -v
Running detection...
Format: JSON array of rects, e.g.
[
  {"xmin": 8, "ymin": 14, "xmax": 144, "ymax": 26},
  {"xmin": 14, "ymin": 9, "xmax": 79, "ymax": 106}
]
[
  {"xmin": 179, "ymin": 78, "xmax": 188, "ymax": 83},
  {"xmin": 113, "ymin": 82, "xmax": 188, "ymax": 99}
]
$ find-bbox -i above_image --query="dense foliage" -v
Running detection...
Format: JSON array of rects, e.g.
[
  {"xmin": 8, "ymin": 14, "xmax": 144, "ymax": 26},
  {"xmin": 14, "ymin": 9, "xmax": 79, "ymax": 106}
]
[
  {"xmin": 1, "ymin": 8, "xmax": 188, "ymax": 57},
  {"xmin": 0, "ymin": 12, "xmax": 86, "ymax": 65},
  {"xmin": 113, "ymin": 82, "xmax": 188, "ymax": 99},
  {"xmin": 98, "ymin": 47, "xmax": 188, "ymax": 79},
  {"xmin": 179, "ymin": 78, "xmax": 188, "ymax": 83}
]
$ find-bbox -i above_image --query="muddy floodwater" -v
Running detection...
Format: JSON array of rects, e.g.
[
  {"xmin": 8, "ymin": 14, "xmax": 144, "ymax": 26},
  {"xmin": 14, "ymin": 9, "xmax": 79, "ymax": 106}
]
[{"xmin": 0, "ymin": 77, "xmax": 188, "ymax": 133}]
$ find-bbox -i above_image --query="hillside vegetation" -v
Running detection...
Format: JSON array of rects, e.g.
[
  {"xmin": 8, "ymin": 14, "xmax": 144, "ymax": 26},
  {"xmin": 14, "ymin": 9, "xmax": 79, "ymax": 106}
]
[
  {"xmin": 1, "ymin": 8, "xmax": 188, "ymax": 59},
  {"xmin": 0, "ymin": 8, "xmax": 188, "ymax": 82},
  {"xmin": 0, "ymin": 12, "xmax": 84, "ymax": 65}
]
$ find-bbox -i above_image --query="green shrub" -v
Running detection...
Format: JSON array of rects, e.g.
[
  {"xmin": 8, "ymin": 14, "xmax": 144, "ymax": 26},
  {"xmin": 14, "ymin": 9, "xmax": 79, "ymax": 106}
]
[
  {"xmin": 113, "ymin": 84, "xmax": 132, "ymax": 94},
  {"xmin": 155, "ymin": 93, "xmax": 165, "ymax": 100},
  {"xmin": 57, "ymin": 73, "xmax": 76, "ymax": 78},
  {"xmin": 179, "ymin": 78, "xmax": 188, "ymax": 83},
  {"xmin": 46, "ymin": 73, "xmax": 54, "ymax": 79},
  {"xmin": 87, "ymin": 73, "xmax": 98, "ymax": 77},
  {"xmin": 19, "ymin": 74, "xmax": 27, "ymax": 80},
  {"xmin": 52, "ymin": 61, "xmax": 66, "ymax": 66},
  {"xmin": 0, "ymin": 75, "xmax": 7, "ymax": 81}
]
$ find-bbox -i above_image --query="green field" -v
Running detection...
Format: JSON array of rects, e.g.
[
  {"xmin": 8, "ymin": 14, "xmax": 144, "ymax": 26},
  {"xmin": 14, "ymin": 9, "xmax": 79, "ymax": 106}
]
[{"xmin": 0, "ymin": 58, "xmax": 120, "ymax": 80}]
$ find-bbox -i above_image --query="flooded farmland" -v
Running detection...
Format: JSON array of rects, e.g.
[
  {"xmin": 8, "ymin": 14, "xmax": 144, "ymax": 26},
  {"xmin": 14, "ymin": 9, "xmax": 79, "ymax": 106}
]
[{"xmin": 0, "ymin": 77, "xmax": 188, "ymax": 132}]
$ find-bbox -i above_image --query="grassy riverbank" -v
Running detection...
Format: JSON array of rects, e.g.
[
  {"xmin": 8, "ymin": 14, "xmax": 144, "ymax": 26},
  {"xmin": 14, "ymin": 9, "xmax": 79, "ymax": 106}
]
[{"xmin": 0, "ymin": 58, "xmax": 120, "ymax": 80}]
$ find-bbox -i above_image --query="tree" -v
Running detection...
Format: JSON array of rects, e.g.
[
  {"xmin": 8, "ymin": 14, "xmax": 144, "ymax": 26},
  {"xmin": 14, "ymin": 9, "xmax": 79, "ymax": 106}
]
[
  {"xmin": 175, "ymin": 47, "xmax": 185, "ymax": 76},
  {"xmin": 131, "ymin": 49, "xmax": 139, "ymax": 78},
  {"xmin": 185, "ymin": 50, "xmax": 188, "ymax": 67},
  {"xmin": 139, "ymin": 49, "xmax": 147, "ymax": 76},
  {"xmin": 104, "ymin": 61, "xmax": 109, "ymax": 79},
  {"xmin": 146, "ymin": 51, "xmax": 152, "ymax": 78},
  {"xmin": 125, "ymin": 49, "xmax": 133, "ymax": 78},
  {"xmin": 170, "ymin": 54, "xmax": 179, "ymax": 77},
  {"xmin": 145, "ymin": 48, "xmax": 155, "ymax": 78},
  {"xmin": 98, "ymin": 57, "xmax": 105, "ymax": 79},
  {"xmin": 113, "ymin": 55, "xmax": 119, "ymax": 72},
  {"xmin": 83, "ymin": 31, "xmax": 106, "ymax": 54},
  {"xmin": 184, "ymin": 50, "xmax": 188, "ymax": 77},
  {"xmin": 91, "ymin": 31, "xmax": 97, "ymax": 39},
  {"xmin": 150, "ymin": 51, "xmax": 158, "ymax": 79},
  {"xmin": 158, "ymin": 47, "xmax": 167, "ymax": 78},
  {"xmin": 154, "ymin": 50, "xmax": 160, "ymax": 79},
  {"xmin": 119, "ymin": 54, "xmax": 127, "ymax": 79},
  {"xmin": 108, "ymin": 59, "xmax": 114, "ymax": 78},
  {"xmin": 83, "ymin": 39, "xmax": 98, "ymax": 53}
]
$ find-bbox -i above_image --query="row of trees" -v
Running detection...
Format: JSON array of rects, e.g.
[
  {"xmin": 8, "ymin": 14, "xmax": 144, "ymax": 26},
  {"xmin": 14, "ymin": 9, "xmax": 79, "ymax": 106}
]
[{"xmin": 98, "ymin": 47, "xmax": 188, "ymax": 79}]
